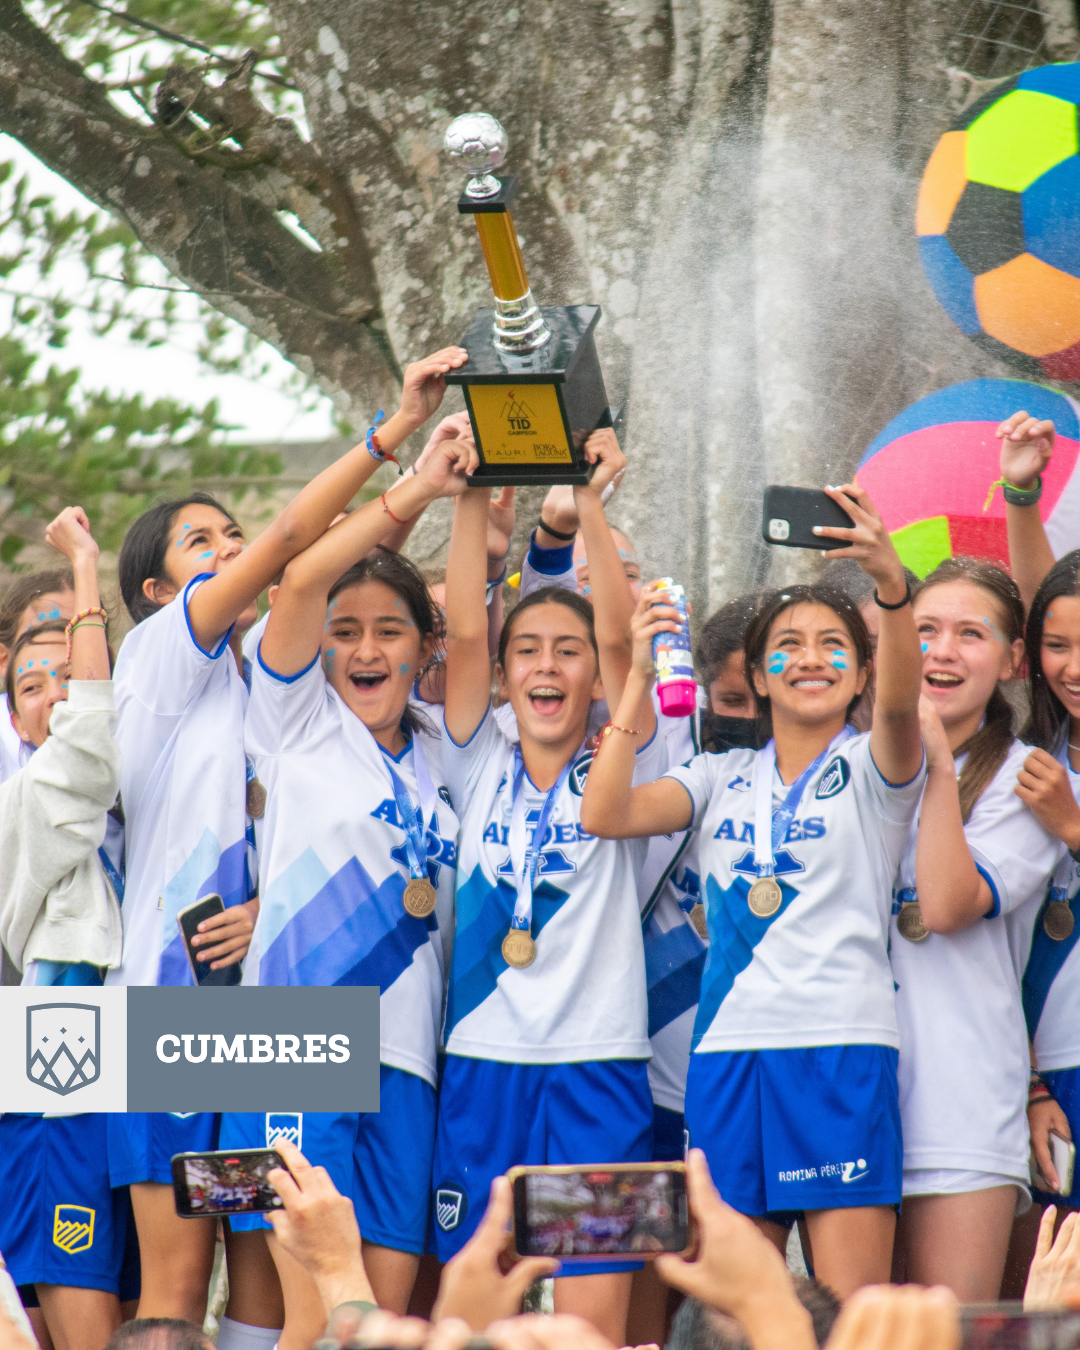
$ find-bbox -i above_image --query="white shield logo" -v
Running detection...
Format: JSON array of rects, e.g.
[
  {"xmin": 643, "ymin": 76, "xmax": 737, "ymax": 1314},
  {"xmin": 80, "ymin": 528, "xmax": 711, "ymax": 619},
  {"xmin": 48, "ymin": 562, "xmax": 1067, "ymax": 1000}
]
[
  {"xmin": 266, "ymin": 1113, "xmax": 303, "ymax": 1150},
  {"xmin": 435, "ymin": 1185, "xmax": 467, "ymax": 1232},
  {"xmin": 27, "ymin": 1004, "xmax": 100, "ymax": 1095}
]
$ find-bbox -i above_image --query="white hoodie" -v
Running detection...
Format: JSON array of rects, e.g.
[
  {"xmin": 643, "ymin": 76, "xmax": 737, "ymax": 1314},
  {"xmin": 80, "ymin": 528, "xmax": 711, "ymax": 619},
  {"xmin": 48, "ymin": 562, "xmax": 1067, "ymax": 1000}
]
[{"xmin": 0, "ymin": 681, "xmax": 122, "ymax": 972}]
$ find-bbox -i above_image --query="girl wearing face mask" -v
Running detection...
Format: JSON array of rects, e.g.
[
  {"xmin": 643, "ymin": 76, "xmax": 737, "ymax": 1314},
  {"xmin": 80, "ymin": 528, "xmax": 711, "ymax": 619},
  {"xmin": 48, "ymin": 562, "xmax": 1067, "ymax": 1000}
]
[
  {"xmin": 106, "ymin": 347, "xmax": 466, "ymax": 1337},
  {"xmin": 888, "ymin": 559, "xmax": 1062, "ymax": 1302},
  {"xmin": 582, "ymin": 484, "xmax": 924, "ymax": 1298},
  {"xmin": 434, "ymin": 430, "xmax": 663, "ymax": 1345},
  {"xmin": 0, "ymin": 508, "xmax": 132, "ymax": 1350},
  {"xmin": 216, "ymin": 435, "xmax": 476, "ymax": 1346}
]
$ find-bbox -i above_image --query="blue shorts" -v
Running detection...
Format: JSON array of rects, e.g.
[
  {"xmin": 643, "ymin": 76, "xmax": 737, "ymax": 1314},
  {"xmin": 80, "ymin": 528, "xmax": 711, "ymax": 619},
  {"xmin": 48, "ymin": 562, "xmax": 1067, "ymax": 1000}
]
[
  {"xmin": 0, "ymin": 1115, "xmax": 131, "ymax": 1293},
  {"xmin": 1034, "ymin": 1066, "xmax": 1080, "ymax": 1205},
  {"xmin": 652, "ymin": 1105, "xmax": 687, "ymax": 1163},
  {"xmin": 220, "ymin": 1065, "xmax": 435, "ymax": 1254},
  {"xmin": 685, "ymin": 1045, "xmax": 902, "ymax": 1216},
  {"xmin": 432, "ymin": 1056, "xmax": 653, "ymax": 1274},
  {"xmin": 108, "ymin": 1112, "xmax": 219, "ymax": 1186}
]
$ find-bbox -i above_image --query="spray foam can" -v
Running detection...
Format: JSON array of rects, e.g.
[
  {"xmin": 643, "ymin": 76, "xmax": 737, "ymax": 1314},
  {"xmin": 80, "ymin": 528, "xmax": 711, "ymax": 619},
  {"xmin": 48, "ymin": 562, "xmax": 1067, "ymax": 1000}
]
[{"xmin": 652, "ymin": 579, "xmax": 695, "ymax": 718}]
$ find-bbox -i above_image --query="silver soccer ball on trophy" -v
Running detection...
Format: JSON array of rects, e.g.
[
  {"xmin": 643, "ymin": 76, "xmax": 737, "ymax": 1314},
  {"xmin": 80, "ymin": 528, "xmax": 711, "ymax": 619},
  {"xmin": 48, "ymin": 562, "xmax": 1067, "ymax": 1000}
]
[{"xmin": 444, "ymin": 112, "xmax": 508, "ymax": 199}]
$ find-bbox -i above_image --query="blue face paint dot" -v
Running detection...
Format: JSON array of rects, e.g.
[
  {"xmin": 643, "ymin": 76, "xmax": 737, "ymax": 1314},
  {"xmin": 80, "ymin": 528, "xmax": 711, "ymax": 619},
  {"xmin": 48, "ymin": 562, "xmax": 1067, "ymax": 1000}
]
[
  {"xmin": 831, "ymin": 652, "xmax": 849, "ymax": 670},
  {"xmin": 200, "ymin": 551, "xmax": 213, "ymax": 559},
  {"xmin": 399, "ymin": 663, "xmax": 410, "ymax": 674},
  {"xmin": 921, "ymin": 642, "xmax": 929, "ymax": 653},
  {"xmin": 767, "ymin": 653, "xmax": 787, "ymax": 675}
]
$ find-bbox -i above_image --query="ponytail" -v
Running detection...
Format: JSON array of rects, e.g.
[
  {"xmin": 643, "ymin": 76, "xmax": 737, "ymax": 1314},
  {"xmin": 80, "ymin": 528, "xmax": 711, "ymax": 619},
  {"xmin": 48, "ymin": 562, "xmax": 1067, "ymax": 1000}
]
[{"xmin": 916, "ymin": 556, "xmax": 1024, "ymax": 822}]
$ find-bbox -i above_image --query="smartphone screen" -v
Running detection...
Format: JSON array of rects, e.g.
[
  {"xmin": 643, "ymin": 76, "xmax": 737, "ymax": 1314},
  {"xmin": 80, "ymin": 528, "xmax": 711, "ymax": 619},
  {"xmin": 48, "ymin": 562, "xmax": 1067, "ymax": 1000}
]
[
  {"xmin": 511, "ymin": 1165, "xmax": 688, "ymax": 1258},
  {"xmin": 1050, "ymin": 1131, "xmax": 1076, "ymax": 1197},
  {"xmin": 171, "ymin": 1149, "xmax": 286, "ymax": 1217},
  {"xmin": 176, "ymin": 894, "xmax": 241, "ymax": 987},
  {"xmin": 960, "ymin": 1305, "xmax": 1080, "ymax": 1350}
]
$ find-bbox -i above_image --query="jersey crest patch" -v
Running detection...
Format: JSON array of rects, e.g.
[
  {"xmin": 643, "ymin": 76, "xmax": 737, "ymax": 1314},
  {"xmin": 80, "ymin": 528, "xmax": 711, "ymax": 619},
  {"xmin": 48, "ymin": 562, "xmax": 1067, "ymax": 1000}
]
[
  {"xmin": 815, "ymin": 756, "xmax": 851, "ymax": 800},
  {"xmin": 53, "ymin": 1204, "xmax": 94, "ymax": 1254},
  {"xmin": 435, "ymin": 1183, "xmax": 468, "ymax": 1231},
  {"xmin": 266, "ymin": 1113, "xmax": 302, "ymax": 1149},
  {"xmin": 568, "ymin": 750, "xmax": 597, "ymax": 796}
]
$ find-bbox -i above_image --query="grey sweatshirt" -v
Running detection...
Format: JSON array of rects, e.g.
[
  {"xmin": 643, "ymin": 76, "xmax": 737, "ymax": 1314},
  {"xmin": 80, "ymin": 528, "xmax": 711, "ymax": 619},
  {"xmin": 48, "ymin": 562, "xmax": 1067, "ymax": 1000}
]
[{"xmin": 0, "ymin": 681, "xmax": 122, "ymax": 973}]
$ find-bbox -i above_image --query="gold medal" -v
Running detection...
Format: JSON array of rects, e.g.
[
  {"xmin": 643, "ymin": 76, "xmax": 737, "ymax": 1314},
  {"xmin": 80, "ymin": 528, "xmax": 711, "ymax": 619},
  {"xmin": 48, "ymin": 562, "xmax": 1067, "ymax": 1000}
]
[
  {"xmin": 403, "ymin": 877, "xmax": 438, "ymax": 918},
  {"xmin": 689, "ymin": 902, "xmax": 708, "ymax": 940},
  {"xmin": 246, "ymin": 776, "xmax": 266, "ymax": 819},
  {"xmin": 897, "ymin": 901, "xmax": 929, "ymax": 943},
  {"xmin": 1044, "ymin": 900, "xmax": 1075, "ymax": 942},
  {"xmin": 747, "ymin": 877, "xmax": 782, "ymax": 918},
  {"xmin": 502, "ymin": 928, "xmax": 537, "ymax": 969}
]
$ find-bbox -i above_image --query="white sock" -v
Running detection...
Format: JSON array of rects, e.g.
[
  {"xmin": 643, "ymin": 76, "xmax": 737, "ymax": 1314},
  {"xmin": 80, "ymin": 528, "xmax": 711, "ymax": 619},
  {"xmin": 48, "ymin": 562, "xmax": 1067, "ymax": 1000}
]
[{"xmin": 215, "ymin": 1317, "xmax": 283, "ymax": 1350}]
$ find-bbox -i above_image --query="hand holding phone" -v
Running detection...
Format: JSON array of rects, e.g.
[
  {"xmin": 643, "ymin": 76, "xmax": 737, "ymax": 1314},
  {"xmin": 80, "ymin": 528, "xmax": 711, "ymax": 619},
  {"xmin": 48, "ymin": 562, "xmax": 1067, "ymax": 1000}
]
[
  {"xmin": 1050, "ymin": 1130, "xmax": 1076, "ymax": 1197},
  {"xmin": 172, "ymin": 1148, "xmax": 286, "ymax": 1217},
  {"xmin": 763, "ymin": 486, "xmax": 857, "ymax": 551},
  {"xmin": 176, "ymin": 894, "xmax": 243, "ymax": 986}
]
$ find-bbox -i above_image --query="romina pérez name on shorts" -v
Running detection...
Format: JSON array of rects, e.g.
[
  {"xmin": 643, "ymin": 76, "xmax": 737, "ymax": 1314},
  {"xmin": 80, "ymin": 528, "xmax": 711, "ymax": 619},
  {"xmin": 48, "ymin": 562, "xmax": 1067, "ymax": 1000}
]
[{"xmin": 156, "ymin": 1033, "xmax": 350, "ymax": 1064}]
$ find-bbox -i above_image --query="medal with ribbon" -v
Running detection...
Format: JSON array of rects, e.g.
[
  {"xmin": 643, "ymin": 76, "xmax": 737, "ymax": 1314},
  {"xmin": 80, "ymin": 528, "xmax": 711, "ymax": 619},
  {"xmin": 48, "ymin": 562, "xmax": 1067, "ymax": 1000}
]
[
  {"xmin": 502, "ymin": 748, "xmax": 575, "ymax": 969},
  {"xmin": 749, "ymin": 729, "xmax": 852, "ymax": 918},
  {"xmin": 383, "ymin": 743, "xmax": 440, "ymax": 918}
]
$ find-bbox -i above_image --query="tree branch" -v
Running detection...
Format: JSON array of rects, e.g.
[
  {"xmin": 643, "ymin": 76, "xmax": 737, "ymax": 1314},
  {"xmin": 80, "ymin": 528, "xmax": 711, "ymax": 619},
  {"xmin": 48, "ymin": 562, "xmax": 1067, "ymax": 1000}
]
[{"xmin": 0, "ymin": 0, "xmax": 401, "ymax": 420}]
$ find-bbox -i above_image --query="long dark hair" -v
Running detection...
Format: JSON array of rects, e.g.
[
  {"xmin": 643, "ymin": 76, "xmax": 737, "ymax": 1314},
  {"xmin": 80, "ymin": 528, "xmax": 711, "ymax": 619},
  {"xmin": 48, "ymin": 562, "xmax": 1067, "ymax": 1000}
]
[
  {"xmin": 328, "ymin": 546, "xmax": 440, "ymax": 737},
  {"xmin": 1025, "ymin": 549, "xmax": 1080, "ymax": 754},
  {"xmin": 916, "ymin": 556, "xmax": 1024, "ymax": 822},
  {"xmin": 496, "ymin": 586, "xmax": 598, "ymax": 671},
  {"xmin": 118, "ymin": 492, "xmax": 241, "ymax": 624},
  {"xmin": 743, "ymin": 584, "xmax": 872, "ymax": 738},
  {"xmin": 0, "ymin": 568, "xmax": 74, "ymax": 650}
]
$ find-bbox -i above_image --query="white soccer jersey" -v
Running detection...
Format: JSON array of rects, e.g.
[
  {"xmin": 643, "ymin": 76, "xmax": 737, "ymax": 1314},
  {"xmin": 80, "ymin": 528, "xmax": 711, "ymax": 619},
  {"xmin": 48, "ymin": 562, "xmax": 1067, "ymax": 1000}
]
[
  {"xmin": 0, "ymin": 694, "xmax": 31, "ymax": 785},
  {"xmin": 890, "ymin": 740, "xmax": 1063, "ymax": 1180},
  {"xmin": 109, "ymin": 575, "xmax": 249, "ymax": 986},
  {"xmin": 241, "ymin": 611, "xmax": 269, "ymax": 665},
  {"xmin": 1016, "ymin": 758, "xmax": 1080, "ymax": 1073},
  {"xmin": 442, "ymin": 705, "xmax": 665, "ymax": 1064},
  {"xmin": 665, "ymin": 732, "xmax": 924, "ymax": 1052},
  {"xmin": 243, "ymin": 651, "xmax": 458, "ymax": 1087}
]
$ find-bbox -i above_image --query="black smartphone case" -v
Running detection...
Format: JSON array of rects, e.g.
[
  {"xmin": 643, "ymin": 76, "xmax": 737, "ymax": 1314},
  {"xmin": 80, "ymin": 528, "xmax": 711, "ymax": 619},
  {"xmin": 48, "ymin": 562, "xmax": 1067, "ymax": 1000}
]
[
  {"xmin": 178, "ymin": 895, "xmax": 242, "ymax": 987},
  {"xmin": 762, "ymin": 485, "xmax": 855, "ymax": 550}
]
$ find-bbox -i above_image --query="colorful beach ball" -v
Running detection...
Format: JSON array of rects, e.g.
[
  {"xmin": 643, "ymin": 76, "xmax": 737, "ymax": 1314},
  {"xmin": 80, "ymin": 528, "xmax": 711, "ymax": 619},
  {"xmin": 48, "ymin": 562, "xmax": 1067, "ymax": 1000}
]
[
  {"xmin": 855, "ymin": 379, "xmax": 1080, "ymax": 576},
  {"xmin": 916, "ymin": 62, "xmax": 1080, "ymax": 381}
]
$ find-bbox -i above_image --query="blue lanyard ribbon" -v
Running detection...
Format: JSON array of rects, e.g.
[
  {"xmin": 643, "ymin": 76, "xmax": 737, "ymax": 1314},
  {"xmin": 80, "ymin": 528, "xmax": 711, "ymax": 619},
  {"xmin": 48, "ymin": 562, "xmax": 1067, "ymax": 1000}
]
[
  {"xmin": 507, "ymin": 749, "xmax": 575, "ymax": 932},
  {"xmin": 384, "ymin": 743, "xmax": 438, "ymax": 883},
  {"xmin": 97, "ymin": 845, "xmax": 125, "ymax": 905},
  {"xmin": 753, "ymin": 729, "xmax": 852, "ymax": 878}
]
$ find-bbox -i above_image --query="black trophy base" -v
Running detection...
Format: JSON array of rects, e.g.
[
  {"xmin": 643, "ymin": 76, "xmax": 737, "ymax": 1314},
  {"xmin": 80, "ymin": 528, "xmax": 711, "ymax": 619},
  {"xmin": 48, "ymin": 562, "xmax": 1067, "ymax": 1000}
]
[{"xmin": 446, "ymin": 305, "xmax": 615, "ymax": 486}]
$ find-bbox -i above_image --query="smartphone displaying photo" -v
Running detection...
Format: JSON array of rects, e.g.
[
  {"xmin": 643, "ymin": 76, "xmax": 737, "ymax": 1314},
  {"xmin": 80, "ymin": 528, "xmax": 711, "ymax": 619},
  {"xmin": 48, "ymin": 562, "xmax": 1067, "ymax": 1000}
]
[
  {"xmin": 509, "ymin": 1162, "xmax": 690, "ymax": 1260},
  {"xmin": 961, "ymin": 1305, "xmax": 1080, "ymax": 1350},
  {"xmin": 171, "ymin": 1149, "xmax": 286, "ymax": 1217}
]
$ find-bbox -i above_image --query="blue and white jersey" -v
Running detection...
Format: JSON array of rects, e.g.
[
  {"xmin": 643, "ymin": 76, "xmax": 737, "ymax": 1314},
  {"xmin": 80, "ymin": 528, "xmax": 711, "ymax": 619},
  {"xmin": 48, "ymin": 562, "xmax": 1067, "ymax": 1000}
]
[
  {"xmin": 665, "ymin": 732, "xmax": 924, "ymax": 1053},
  {"xmin": 442, "ymin": 705, "xmax": 665, "ymax": 1064},
  {"xmin": 110, "ymin": 575, "xmax": 248, "ymax": 987},
  {"xmin": 641, "ymin": 709, "xmax": 705, "ymax": 1113},
  {"xmin": 242, "ymin": 649, "xmax": 457, "ymax": 1088},
  {"xmin": 0, "ymin": 693, "xmax": 30, "ymax": 786},
  {"xmin": 891, "ymin": 740, "xmax": 1062, "ymax": 1179},
  {"xmin": 1017, "ymin": 757, "xmax": 1080, "ymax": 1073}
]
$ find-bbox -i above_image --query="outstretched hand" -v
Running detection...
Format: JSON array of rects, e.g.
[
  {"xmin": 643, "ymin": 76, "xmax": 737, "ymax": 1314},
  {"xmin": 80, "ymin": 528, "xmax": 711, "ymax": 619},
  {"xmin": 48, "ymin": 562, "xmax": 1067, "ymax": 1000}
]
[
  {"xmin": 629, "ymin": 582, "xmax": 682, "ymax": 681},
  {"xmin": 418, "ymin": 433, "xmax": 480, "ymax": 497},
  {"xmin": 574, "ymin": 428, "xmax": 626, "ymax": 504},
  {"xmin": 45, "ymin": 506, "xmax": 98, "ymax": 565},
  {"xmin": 823, "ymin": 1285, "xmax": 959, "ymax": 1350},
  {"xmin": 655, "ymin": 1150, "xmax": 812, "ymax": 1350},
  {"xmin": 398, "ymin": 348, "xmax": 469, "ymax": 431},
  {"xmin": 1025, "ymin": 1207, "xmax": 1080, "ymax": 1309},
  {"xmin": 266, "ymin": 1138, "xmax": 374, "ymax": 1312},
  {"xmin": 813, "ymin": 483, "xmax": 905, "ymax": 595},
  {"xmin": 417, "ymin": 411, "xmax": 474, "ymax": 473},
  {"xmin": 999, "ymin": 410, "xmax": 1055, "ymax": 491},
  {"xmin": 432, "ymin": 1176, "xmax": 558, "ymax": 1331}
]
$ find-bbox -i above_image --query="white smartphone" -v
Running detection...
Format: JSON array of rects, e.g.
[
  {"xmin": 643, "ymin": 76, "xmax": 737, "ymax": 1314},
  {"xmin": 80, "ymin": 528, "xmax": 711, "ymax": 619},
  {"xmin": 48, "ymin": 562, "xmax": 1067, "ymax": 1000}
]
[{"xmin": 1050, "ymin": 1130, "xmax": 1075, "ymax": 1197}]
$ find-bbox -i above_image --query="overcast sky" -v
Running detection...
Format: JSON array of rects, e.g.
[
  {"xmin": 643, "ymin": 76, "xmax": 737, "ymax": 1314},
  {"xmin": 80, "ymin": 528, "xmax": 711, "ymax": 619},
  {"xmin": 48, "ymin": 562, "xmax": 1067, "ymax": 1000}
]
[{"xmin": 0, "ymin": 133, "xmax": 336, "ymax": 444}]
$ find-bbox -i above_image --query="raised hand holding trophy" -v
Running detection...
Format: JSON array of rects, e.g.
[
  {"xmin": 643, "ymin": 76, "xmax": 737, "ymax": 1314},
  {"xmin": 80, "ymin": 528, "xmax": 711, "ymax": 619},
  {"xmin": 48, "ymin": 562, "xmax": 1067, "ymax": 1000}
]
[{"xmin": 443, "ymin": 112, "xmax": 619, "ymax": 486}]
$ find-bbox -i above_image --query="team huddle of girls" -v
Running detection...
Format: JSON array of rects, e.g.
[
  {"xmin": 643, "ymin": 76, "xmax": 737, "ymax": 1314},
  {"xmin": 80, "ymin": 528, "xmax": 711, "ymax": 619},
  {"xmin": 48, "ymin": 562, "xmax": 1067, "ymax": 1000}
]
[{"xmin": 1, "ymin": 364, "xmax": 1079, "ymax": 1349}]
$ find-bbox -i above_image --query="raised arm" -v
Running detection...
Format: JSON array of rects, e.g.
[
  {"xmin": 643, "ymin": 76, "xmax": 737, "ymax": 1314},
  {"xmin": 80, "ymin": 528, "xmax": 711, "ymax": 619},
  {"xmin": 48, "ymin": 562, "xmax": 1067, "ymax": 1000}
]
[
  {"xmin": 816, "ymin": 483, "xmax": 923, "ymax": 785},
  {"xmin": 187, "ymin": 346, "xmax": 466, "ymax": 650},
  {"xmin": 445, "ymin": 486, "xmax": 495, "ymax": 745},
  {"xmin": 44, "ymin": 508, "xmax": 108, "ymax": 683},
  {"xmin": 998, "ymin": 410, "xmax": 1056, "ymax": 611},
  {"xmin": 580, "ymin": 585, "xmax": 695, "ymax": 840},
  {"xmin": 574, "ymin": 429, "xmax": 643, "ymax": 720},
  {"xmin": 262, "ymin": 438, "xmax": 478, "ymax": 676},
  {"xmin": 914, "ymin": 699, "xmax": 994, "ymax": 932}
]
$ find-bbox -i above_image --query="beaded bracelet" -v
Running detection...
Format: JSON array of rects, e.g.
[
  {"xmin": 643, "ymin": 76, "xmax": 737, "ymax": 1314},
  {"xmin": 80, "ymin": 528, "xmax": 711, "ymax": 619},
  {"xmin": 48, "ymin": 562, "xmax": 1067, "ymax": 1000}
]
[
  {"xmin": 366, "ymin": 410, "xmax": 402, "ymax": 474},
  {"xmin": 65, "ymin": 607, "xmax": 109, "ymax": 662}
]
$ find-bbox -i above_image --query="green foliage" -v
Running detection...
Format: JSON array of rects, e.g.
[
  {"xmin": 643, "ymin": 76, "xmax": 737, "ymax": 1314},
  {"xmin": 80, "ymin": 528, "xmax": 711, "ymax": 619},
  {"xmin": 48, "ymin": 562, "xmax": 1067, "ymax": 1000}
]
[{"xmin": 0, "ymin": 332, "xmax": 281, "ymax": 562}]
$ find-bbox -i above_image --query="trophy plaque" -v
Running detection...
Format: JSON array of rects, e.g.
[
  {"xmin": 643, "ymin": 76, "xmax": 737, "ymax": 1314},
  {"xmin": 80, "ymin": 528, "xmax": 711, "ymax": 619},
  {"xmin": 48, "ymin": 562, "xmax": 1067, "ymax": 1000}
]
[{"xmin": 442, "ymin": 112, "xmax": 618, "ymax": 486}]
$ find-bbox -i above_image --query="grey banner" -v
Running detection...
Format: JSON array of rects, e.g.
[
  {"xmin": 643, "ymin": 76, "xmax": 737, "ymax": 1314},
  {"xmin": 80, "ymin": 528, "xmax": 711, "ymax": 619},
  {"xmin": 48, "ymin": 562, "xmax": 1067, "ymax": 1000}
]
[{"xmin": 127, "ymin": 986, "xmax": 380, "ymax": 1112}]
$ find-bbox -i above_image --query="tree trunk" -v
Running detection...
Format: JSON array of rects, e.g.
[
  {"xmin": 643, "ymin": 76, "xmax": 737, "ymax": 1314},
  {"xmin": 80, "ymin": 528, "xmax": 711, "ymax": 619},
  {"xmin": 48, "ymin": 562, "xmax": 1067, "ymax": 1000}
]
[{"xmin": 0, "ymin": 0, "xmax": 1070, "ymax": 613}]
